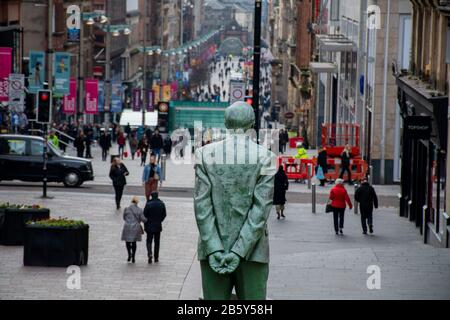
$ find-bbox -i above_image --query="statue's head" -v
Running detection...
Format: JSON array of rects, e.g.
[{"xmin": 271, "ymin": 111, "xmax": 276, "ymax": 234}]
[{"xmin": 224, "ymin": 101, "xmax": 255, "ymax": 131}]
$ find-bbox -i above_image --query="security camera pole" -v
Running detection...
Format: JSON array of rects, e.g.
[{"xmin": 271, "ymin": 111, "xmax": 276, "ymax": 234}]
[{"xmin": 252, "ymin": 0, "xmax": 262, "ymax": 143}]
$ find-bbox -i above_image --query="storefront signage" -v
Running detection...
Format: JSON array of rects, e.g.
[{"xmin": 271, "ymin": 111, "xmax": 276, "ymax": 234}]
[
  {"xmin": 157, "ymin": 102, "xmax": 169, "ymax": 134},
  {"xmin": 284, "ymin": 112, "xmax": 295, "ymax": 119},
  {"xmin": 404, "ymin": 116, "xmax": 432, "ymax": 140}
]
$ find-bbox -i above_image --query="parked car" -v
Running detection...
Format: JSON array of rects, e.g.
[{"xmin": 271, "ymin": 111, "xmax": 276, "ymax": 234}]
[{"xmin": 0, "ymin": 135, "xmax": 94, "ymax": 187}]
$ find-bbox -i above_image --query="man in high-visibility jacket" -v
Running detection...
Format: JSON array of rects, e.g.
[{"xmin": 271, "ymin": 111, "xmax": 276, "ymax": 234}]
[
  {"xmin": 294, "ymin": 143, "xmax": 309, "ymax": 159},
  {"xmin": 49, "ymin": 131, "xmax": 59, "ymax": 149}
]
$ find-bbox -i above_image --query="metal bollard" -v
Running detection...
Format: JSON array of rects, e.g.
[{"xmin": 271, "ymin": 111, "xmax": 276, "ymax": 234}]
[
  {"xmin": 354, "ymin": 183, "xmax": 359, "ymax": 215},
  {"xmin": 369, "ymin": 165, "xmax": 373, "ymax": 185},
  {"xmin": 312, "ymin": 183, "xmax": 316, "ymax": 214},
  {"xmin": 442, "ymin": 212, "xmax": 449, "ymax": 248},
  {"xmin": 307, "ymin": 164, "xmax": 312, "ymax": 190},
  {"xmin": 161, "ymin": 154, "xmax": 167, "ymax": 182},
  {"xmin": 422, "ymin": 205, "xmax": 428, "ymax": 243}
]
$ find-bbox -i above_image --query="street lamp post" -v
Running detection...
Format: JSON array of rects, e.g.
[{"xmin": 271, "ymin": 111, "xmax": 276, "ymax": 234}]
[
  {"xmin": 142, "ymin": 0, "xmax": 148, "ymax": 128},
  {"xmin": 104, "ymin": 1, "xmax": 111, "ymax": 127},
  {"xmin": 253, "ymin": 0, "xmax": 262, "ymax": 143}
]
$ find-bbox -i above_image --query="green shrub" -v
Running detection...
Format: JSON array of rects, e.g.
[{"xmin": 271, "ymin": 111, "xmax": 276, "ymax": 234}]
[
  {"xmin": 27, "ymin": 218, "xmax": 86, "ymax": 229},
  {"xmin": 0, "ymin": 203, "xmax": 45, "ymax": 210}
]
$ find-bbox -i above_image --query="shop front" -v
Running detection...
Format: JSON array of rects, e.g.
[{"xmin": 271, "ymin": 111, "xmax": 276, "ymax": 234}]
[{"xmin": 397, "ymin": 76, "xmax": 448, "ymax": 246}]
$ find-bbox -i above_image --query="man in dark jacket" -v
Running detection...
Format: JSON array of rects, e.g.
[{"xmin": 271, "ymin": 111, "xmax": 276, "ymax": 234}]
[
  {"xmin": 143, "ymin": 192, "xmax": 167, "ymax": 264},
  {"xmin": 99, "ymin": 130, "xmax": 112, "ymax": 161},
  {"xmin": 74, "ymin": 132, "xmax": 85, "ymax": 158},
  {"xmin": 150, "ymin": 130, "xmax": 164, "ymax": 159},
  {"xmin": 355, "ymin": 178, "xmax": 378, "ymax": 234},
  {"xmin": 84, "ymin": 128, "xmax": 93, "ymax": 159}
]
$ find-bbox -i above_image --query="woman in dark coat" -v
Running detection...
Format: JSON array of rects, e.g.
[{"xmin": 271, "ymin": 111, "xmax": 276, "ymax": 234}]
[
  {"xmin": 317, "ymin": 147, "xmax": 328, "ymax": 186},
  {"xmin": 138, "ymin": 137, "xmax": 149, "ymax": 167},
  {"xmin": 109, "ymin": 157, "xmax": 129, "ymax": 210},
  {"xmin": 163, "ymin": 135, "xmax": 172, "ymax": 157},
  {"xmin": 273, "ymin": 166, "xmax": 289, "ymax": 220}
]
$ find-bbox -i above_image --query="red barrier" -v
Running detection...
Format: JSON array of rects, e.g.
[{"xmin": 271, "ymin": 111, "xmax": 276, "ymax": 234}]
[
  {"xmin": 278, "ymin": 156, "xmax": 368, "ymax": 182},
  {"xmin": 321, "ymin": 123, "xmax": 361, "ymax": 158},
  {"xmin": 324, "ymin": 158, "xmax": 368, "ymax": 182},
  {"xmin": 278, "ymin": 156, "xmax": 314, "ymax": 180},
  {"xmin": 289, "ymin": 137, "xmax": 304, "ymax": 149}
]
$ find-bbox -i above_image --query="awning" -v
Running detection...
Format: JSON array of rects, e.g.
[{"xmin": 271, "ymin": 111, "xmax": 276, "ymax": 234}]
[
  {"xmin": 119, "ymin": 109, "xmax": 158, "ymax": 127},
  {"xmin": 309, "ymin": 62, "xmax": 338, "ymax": 74},
  {"xmin": 316, "ymin": 34, "xmax": 356, "ymax": 52}
]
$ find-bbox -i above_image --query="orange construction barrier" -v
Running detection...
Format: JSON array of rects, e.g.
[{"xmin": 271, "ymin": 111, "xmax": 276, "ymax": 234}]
[
  {"xmin": 289, "ymin": 137, "xmax": 304, "ymax": 149},
  {"xmin": 323, "ymin": 158, "xmax": 368, "ymax": 182},
  {"xmin": 278, "ymin": 156, "xmax": 368, "ymax": 182}
]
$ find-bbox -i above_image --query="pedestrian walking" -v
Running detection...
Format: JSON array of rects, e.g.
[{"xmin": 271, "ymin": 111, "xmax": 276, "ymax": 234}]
[
  {"xmin": 99, "ymin": 130, "xmax": 112, "ymax": 161},
  {"xmin": 74, "ymin": 132, "xmax": 85, "ymax": 158},
  {"xmin": 145, "ymin": 127, "xmax": 153, "ymax": 143},
  {"xmin": 138, "ymin": 137, "xmax": 149, "ymax": 166},
  {"xmin": 317, "ymin": 147, "xmax": 328, "ymax": 187},
  {"xmin": 282, "ymin": 129, "xmax": 289, "ymax": 153},
  {"xmin": 149, "ymin": 129, "xmax": 163, "ymax": 159},
  {"xmin": 84, "ymin": 130, "xmax": 93, "ymax": 158},
  {"xmin": 117, "ymin": 131, "xmax": 126, "ymax": 159},
  {"xmin": 142, "ymin": 154, "xmax": 163, "ymax": 200},
  {"xmin": 110, "ymin": 157, "xmax": 130, "ymax": 210},
  {"xmin": 355, "ymin": 177, "xmax": 379, "ymax": 235},
  {"xmin": 339, "ymin": 145, "xmax": 353, "ymax": 185},
  {"xmin": 129, "ymin": 134, "xmax": 139, "ymax": 160},
  {"xmin": 143, "ymin": 192, "xmax": 167, "ymax": 264},
  {"xmin": 273, "ymin": 166, "xmax": 289, "ymax": 220},
  {"xmin": 121, "ymin": 197, "xmax": 147, "ymax": 263},
  {"xmin": 328, "ymin": 178, "xmax": 353, "ymax": 235},
  {"xmin": 163, "ymin": 135, "xmax": 172, "ymax": 157}
]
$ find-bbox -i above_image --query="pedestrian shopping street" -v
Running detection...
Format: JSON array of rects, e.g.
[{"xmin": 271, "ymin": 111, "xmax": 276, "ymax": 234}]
[{"xmin": 1, "ymin": 144, "xmax": 450, "ymax": 300}]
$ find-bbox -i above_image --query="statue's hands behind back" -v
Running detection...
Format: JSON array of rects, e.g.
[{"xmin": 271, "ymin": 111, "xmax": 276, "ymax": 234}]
[
  {"xmin": 218, "ymin": 252, "xmax": 241, "ymax": 275},
  {"xmin": 208, "ymin": 251, "xmax": 241, "ymax": 274},
  {"xmin": 208, "ymin": 252, "xmax": 225, "ymax": 273}
]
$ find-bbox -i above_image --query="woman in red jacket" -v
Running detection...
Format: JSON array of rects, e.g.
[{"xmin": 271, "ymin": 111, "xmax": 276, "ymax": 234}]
[
  {"xmin": 117, "ymin": 131, "xmax": 126, "ymax": 159},
  {"xmin": 329, "ymin": 178, "xmax": 353, "ymax": 235}
]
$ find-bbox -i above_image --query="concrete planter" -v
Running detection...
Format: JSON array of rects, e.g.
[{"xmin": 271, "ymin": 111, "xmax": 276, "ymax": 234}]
[
  {"xmin": 23, "ymin": 224, "xmax": 89, "ymax": 267},
  {"xmin": 0, "ymin": 208, "xmax": 50, "ymax": 246}
]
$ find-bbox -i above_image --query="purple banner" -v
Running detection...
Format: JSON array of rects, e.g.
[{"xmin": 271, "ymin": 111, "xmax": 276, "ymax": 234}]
[
  {"xmin": 147, "ymin": 90, "xmax": 154, "ymax": 112},
  {"xmin": 132, "ymin": 88, "xmax": 141, "ymax": 112}
]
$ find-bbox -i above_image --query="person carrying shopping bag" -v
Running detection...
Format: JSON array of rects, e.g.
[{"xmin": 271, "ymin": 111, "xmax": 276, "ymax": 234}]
[
  {"xmin": 316, "ymin": 147, "xmax": 328, "ymax": 186},
  {"xmin": 121, "ymin": 197, "xmax": 147, "ymax": 263}
]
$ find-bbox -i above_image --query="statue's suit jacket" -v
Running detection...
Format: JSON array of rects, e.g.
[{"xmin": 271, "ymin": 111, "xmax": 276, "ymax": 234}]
[{"xmin": 194, "ymin": 135, "xmax": 276, "ymax": 264}]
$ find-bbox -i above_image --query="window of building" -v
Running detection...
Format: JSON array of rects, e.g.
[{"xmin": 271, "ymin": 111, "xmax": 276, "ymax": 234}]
[{"xmin": 330, "ymin": 0, "xmax": 340, "ymax": 22}]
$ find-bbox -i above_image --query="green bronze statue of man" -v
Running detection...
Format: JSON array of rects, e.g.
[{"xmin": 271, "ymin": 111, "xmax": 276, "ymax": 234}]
[{"xmin": 194, "ymin": 101, "xmax": 277, "ymax": 300}]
